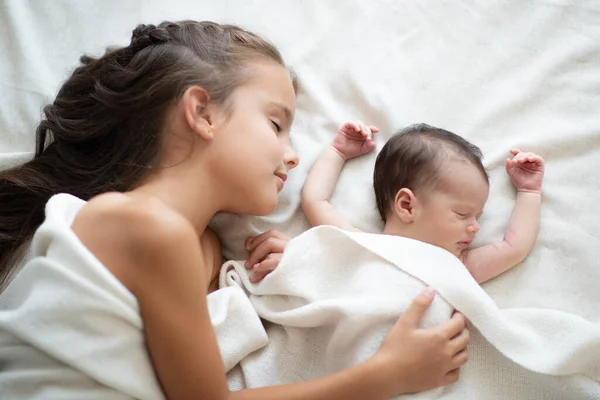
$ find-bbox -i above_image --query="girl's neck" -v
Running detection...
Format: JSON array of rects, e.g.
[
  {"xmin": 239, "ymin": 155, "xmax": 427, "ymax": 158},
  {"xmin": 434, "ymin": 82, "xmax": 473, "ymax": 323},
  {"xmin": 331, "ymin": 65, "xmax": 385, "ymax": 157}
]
[{"xmin": 131, "ymin": 170, "xmax": 219, "ymax": 235}]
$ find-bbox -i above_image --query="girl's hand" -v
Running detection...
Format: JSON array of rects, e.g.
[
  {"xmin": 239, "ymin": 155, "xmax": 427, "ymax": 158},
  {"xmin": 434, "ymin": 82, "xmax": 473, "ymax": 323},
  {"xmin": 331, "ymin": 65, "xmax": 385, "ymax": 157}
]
[
  {"xmin": 245, "ymin": 229, "xmax": 291, "ymax": 282},
  {"xmin": 374, "ymin": 288, "xmax": 470, "ymax": 394}
]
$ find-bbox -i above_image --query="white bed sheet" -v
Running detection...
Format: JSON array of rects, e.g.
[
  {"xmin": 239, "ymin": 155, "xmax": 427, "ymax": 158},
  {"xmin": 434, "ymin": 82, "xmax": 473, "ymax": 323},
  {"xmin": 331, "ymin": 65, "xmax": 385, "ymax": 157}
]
[{"xmin": 1, "ymin": 0, "xmax": 600, "ymax": 396}]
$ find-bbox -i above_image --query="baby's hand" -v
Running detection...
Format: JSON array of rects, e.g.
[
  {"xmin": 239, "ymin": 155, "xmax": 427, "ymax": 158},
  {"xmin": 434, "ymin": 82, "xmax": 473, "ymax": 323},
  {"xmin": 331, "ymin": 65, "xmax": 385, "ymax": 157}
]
[
  {"xmin": 331, "ymin": 120, "xmax": 378, "ymax": 160},
  {"xmin": 505, "ymin": 149, "xmax": 545, "ymax": 193}
]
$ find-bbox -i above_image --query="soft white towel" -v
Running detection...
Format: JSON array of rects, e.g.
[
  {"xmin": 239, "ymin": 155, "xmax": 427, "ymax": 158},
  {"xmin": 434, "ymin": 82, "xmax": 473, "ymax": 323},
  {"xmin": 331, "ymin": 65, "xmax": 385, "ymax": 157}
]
[
  {"xmin": 2, "ymin": 2, "xmax": 600, "ymax": 399},
  {"xmin": 220, "ymin": 225, "xmax": 600, "ymax": 399},
  {"xmin": 0, "ymin": 194, "xmax": 267, "ymax": 399},
  {"xmin": 1, "ymin": 196, "xmax": 599, "ymax": 399}
]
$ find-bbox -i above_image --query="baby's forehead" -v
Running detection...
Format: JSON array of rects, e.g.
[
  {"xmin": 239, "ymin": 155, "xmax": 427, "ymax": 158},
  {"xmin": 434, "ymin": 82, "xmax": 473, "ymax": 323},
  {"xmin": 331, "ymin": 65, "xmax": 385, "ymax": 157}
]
[
  {"xmin": 434, "ymin": 162, "xmax": 489, "ymax": 200},
  {"xmin": 438, "ymin": 157, "xmax": 487, "ymax": 181}
]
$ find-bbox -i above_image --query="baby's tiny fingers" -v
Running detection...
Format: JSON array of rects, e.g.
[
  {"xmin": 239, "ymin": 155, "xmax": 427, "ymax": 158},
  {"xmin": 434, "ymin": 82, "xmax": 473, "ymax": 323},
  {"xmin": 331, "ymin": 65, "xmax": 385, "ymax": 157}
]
[
  {"xmin": 358, "ymin": 122, "xmax": 372, "ymax": 137},
  {"xmin": 342, "ymin": 120, "xmax": 360, "ymax": 132},
  {"xmin": 359, "ymin": 125, "xmax": 373, "ymax": 140},
  {"xmin": 369, "ymin": 125, "xmax": 380, "ymax": 133},
  {"xmin": 515, "ymin": 152, "xmax": 532, "ymax": 162}
]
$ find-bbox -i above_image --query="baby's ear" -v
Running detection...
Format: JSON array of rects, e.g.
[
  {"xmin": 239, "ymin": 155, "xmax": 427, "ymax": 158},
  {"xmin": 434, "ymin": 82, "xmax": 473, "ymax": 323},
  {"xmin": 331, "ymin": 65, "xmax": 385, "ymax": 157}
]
[{"xmin": 392, "ymin": 188, "xmax": 417, "ymax": 223}]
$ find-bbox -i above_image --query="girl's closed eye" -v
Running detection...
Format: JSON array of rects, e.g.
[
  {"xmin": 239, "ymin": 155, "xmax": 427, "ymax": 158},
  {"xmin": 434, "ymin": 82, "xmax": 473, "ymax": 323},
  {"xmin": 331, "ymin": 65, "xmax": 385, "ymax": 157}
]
[
  {"xmin": 271, "ymin": 120, "xmax": 281, "ymax": 133},
  {"xmin": 455, "ymin": 211, "xmax": 468, "ymax": 219}
]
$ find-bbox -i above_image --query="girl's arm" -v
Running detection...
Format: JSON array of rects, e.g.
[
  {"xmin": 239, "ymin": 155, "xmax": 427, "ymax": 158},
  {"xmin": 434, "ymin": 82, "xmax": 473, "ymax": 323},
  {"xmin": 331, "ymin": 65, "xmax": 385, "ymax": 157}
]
[{"xmin": 74, "ymin": 195, "xmax": 469, "ymax": 400}]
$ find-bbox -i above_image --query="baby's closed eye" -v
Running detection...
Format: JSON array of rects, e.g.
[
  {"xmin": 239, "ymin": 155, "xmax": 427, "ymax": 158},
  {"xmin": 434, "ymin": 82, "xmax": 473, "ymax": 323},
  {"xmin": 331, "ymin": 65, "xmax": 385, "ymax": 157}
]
[{"xmin": 454, "ymin": 211, "xmax": 468, "ymax": 219}]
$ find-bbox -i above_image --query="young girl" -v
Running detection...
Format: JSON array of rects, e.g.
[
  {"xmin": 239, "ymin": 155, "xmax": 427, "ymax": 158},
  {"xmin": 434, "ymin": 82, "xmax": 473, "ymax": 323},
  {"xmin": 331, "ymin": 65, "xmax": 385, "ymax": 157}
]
[{"xmin": 0, "ymin": 21, "xmax": 469, "ymax": 399}]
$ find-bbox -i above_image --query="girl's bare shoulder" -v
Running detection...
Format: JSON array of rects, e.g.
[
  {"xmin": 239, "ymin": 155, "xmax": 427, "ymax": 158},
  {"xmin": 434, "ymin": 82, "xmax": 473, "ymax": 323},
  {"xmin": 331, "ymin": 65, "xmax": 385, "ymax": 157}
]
[{"xmin": 72, "ymin": 192, "xmax": 205, "ymax": 292}]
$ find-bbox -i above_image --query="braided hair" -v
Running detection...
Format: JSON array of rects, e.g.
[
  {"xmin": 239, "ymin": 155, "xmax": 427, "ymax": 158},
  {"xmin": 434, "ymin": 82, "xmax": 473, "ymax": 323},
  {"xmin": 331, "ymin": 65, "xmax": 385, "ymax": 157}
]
[{"xmin": 0, "ymin": 20, "xmax": 286, "ymax": 284}]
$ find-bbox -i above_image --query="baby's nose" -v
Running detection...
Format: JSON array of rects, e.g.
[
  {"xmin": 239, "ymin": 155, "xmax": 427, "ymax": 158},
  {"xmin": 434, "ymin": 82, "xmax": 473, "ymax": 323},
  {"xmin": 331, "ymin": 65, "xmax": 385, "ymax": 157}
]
[{"xmin": 468, "ymin": 221, "xmax": 480, "ymax": 233}]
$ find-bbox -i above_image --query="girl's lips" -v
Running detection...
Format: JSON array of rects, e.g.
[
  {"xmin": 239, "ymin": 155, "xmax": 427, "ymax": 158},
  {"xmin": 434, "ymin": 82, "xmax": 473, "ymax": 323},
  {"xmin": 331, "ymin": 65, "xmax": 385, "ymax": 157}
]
[{"xmin": 275, "ymin": 174, "xmax": 286, "ymax": 191}]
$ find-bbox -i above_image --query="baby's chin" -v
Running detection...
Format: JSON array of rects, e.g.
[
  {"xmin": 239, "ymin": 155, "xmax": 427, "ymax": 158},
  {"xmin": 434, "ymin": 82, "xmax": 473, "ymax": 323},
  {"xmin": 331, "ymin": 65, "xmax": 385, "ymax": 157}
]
[{"xmin": 445, "ymin": 246, "xmax": 463, "ymax": 258}]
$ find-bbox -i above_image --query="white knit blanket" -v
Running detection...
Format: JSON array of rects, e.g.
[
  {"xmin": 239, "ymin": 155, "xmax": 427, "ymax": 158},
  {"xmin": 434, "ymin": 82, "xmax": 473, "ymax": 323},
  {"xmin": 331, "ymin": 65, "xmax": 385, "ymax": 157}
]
[
  {"xmin": 220, "ymin": 225, "xmax": 600, "ymax": 399},
  {"xmin": 2, "ymin": 2, "xmax": 600, "ymax": 398},
  {"xmin": 0, "ymin": 194, "xmax": 267, "ymax": 400},
  {"xmin": 1, "ymin": 194, "xmax": 599, "ymax": 399}
]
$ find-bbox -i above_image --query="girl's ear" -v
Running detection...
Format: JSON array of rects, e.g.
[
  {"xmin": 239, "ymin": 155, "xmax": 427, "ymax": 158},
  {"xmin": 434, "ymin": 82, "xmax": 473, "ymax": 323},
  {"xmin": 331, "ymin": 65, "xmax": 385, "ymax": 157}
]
[{"xmin": 182, "ymin": 85, "xmax": 214, "ymax": 140}]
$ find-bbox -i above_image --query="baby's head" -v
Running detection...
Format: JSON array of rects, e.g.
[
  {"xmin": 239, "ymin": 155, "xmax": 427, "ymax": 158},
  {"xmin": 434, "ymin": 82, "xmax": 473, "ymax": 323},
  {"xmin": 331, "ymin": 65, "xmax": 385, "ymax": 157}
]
[{"xmin": 373, "ymin": 124, "xmax": 489, "ymax": 256}]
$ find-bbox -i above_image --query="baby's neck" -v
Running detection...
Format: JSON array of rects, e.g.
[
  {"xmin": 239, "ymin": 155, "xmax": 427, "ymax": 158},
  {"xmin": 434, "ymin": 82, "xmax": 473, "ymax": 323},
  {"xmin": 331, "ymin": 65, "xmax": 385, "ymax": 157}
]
[
  {"xmin": 382, "ymin": 220, "xmax": 415, "ymax": 240},
  {"xmin": 382, "ymin": 221, "xmax": 435, "ymax": 249},
  {"xmin": 383, "ymin": 220, "xmax": 461, "ymax": 259}
]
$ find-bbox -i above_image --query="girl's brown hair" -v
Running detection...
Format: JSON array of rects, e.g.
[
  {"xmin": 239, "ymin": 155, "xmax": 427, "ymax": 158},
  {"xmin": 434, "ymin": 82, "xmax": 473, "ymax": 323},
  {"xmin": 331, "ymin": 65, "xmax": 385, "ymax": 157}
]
[{"xmin": 0, "ymin": 20, "xmax": 286, "ymax": 284}]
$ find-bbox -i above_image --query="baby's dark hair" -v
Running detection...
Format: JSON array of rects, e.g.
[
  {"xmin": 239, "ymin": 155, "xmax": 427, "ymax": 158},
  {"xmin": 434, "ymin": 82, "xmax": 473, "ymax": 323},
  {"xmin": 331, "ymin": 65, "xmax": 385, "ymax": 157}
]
[{"xmin": 373, "ymin": 123, "xmax": 488, "ymax": 222}]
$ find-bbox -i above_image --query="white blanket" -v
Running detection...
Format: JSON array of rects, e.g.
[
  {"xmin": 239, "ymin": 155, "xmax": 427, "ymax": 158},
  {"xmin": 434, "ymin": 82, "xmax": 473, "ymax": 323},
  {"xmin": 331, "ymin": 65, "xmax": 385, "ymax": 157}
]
[
  {"xmin": 3, "ymin": 0, "xmax": 600, "ymax": 313},
  {"xmin": 1, "ymin": 199, "xmax": 599, "ymax": 399},
  {"xmin": 2, "ymin": 1, "xmax": 600, "ymax": 398},
  {"xmin": 0, "ymin": 194, "xmax": 267, "ymax": 399},
  {"xmin": 219, "ymin": 225, "xmax": 600, "ymax": 399}
]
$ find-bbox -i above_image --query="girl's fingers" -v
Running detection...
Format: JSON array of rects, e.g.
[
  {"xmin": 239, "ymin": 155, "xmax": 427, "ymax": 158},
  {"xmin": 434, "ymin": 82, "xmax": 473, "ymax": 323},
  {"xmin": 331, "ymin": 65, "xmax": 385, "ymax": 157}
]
[
  {"xmin": 246, "ymin": 229, "xmax": 290, "ymax": 252},
  {"xmin": 250, "ymin": 257, "xmax": 281, "ymax": 282},
  {"xmin": 252, "ymin": 256, "xmax": 281, "ymax": 272}
]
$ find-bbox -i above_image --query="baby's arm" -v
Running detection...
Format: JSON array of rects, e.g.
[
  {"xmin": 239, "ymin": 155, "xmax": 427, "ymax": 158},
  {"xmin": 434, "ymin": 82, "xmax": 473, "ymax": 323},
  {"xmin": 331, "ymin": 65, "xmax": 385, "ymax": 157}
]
[
  {"xmin": 462, "ymin": 150, "xmax": 545, "ymax": 283},
  {"xmin": 301, "ymin": 121, "xmax": 377, "ymax": 231}
]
